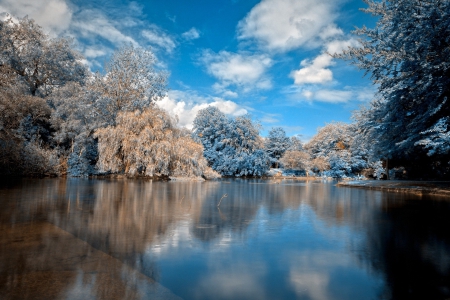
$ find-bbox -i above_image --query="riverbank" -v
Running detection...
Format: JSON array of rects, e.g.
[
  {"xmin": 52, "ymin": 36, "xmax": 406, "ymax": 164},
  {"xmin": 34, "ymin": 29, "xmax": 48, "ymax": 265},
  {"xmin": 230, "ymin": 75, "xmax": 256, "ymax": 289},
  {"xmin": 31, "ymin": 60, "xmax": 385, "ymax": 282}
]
[{"xmin": 337, "ymin": 180, "xmax": 450, "ymax": 197}]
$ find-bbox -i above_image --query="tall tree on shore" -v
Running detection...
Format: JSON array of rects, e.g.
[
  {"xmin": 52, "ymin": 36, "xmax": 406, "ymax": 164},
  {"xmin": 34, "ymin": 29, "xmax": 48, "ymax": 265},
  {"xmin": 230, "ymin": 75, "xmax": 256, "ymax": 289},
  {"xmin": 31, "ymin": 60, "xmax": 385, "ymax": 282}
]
[{"xmin": 338, "ymin": 0, "xmax": 450, "ymax": 173}]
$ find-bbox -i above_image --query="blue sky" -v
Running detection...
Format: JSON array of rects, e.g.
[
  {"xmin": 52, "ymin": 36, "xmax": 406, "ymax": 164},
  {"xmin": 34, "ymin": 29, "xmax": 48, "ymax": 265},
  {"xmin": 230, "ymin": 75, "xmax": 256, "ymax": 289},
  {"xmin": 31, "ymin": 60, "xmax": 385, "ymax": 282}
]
[{"xmin": 0, "ymin": 0, "xmax": 377, "ymax": 140}]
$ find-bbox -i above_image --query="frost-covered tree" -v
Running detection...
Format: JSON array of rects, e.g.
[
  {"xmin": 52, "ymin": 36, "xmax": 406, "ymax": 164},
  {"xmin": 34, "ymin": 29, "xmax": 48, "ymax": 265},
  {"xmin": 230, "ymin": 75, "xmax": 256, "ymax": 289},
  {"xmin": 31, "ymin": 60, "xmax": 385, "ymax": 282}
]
[
  {"xmin": 49, "ymin": 82, "xmax": 101, "ymax": 176},
  {"xmin": 95, "ymin": 106, "xmax": 209, "ymax": 178},
  {"xmin": 0, "ymin": 89, "xmax": 59, "ymax": 175},
  {"xmin": 339, "ymin": 0, "xmax": 450, "ymax": 177},
  {"xmin": 288, "ymin": 136, "xmax": 303, "ymax": 151},
  {"xmin": 310, "ymin": 157, "xmax": 330, "ymax": 175},
  {"xmin": 280, "ymin": 150, "xmax": 310, "ymax": 171},
  {"xmin": 0, "ymin": 16, "xmax": 87, "ymax": 96},
  {"xmin": 193, "ymin": 106, "xmax": 270, "ymax": 176},
  {"xmin": 49, "ymin": 45, "xmax": 168, "ymax": 176},
  {"xmin": 264, "ymin": 127, "xmax": 291, "ymax": 167},
  {"xmin": 305, "ymin": 122, "xmax": 369, "ymax": 177},
  {"xmin": 90, "ymin": 45, "xmax": 167, "ymax": 124}
]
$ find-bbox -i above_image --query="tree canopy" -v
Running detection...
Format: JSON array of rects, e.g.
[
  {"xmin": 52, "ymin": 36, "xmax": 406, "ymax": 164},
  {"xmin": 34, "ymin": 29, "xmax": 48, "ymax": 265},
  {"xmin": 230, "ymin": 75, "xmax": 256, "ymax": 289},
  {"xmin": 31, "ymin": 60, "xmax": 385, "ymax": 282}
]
[{"xmin": 339, "ymin": 0, "xmax": 450, "ymax": 167}]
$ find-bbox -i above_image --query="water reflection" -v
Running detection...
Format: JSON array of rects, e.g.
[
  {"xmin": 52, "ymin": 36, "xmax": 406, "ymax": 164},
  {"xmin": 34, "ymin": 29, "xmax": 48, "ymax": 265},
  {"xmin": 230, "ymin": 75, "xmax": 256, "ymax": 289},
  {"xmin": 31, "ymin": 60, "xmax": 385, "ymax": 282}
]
[{"xmin": 0, "ymin": 178, "xmax": 449, "ymax": 299}]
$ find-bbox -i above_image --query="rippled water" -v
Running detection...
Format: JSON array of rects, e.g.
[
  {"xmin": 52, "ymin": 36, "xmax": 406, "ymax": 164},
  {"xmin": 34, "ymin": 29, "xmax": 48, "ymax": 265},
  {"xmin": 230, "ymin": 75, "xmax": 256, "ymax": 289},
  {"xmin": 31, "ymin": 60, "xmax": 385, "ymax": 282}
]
[{"xmin": 0, "ymin": 178, "xmax": 450, "ymax": 300}]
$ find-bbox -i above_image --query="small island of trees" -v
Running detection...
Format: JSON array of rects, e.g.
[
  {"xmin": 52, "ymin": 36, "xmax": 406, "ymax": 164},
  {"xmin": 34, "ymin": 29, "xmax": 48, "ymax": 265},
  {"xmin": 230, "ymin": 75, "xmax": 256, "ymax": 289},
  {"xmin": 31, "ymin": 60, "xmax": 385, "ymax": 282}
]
[{"xmin": 0, "ymin": 0, "xmax": 449, "ymax": 180}]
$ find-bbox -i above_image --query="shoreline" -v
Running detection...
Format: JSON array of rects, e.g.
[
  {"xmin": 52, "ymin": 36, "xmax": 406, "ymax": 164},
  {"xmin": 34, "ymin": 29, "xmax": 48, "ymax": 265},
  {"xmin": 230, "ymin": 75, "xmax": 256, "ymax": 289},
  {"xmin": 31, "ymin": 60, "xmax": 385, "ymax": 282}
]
[{"xmin": 337, "ymin": 180, "xmax": 450, "ymax": 198}]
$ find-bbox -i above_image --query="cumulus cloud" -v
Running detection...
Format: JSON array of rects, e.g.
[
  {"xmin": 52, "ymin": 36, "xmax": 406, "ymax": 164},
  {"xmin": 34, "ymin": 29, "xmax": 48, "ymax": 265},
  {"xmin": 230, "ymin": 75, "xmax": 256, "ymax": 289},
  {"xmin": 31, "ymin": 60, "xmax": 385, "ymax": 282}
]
[
  {"xmin": 325, "ymin": 38, "xmax": 360, "ymax": 55},
  {"xmin": 156, "ymin": 90, "xmax": 248, "ymax": 129},
  {"xmin": 182, "ymin": 27, "xmax": 201, "ymax": 40},
  {"xmin": 291, "ymin": 37, "xmax": 361, "ymax": 86},
  {"xmin": 142, "ymin": 26, "xmax": 177, "ymax": 53},
  {"xmin": 200, "ymin": 50, "xmax": 272, "ymax": 92},
  {"xmin": 291, "ymin": 54, "xmax": 333, "ymax": 85},
  {"xmin": 237, "ymin": 0, "xmax": 341, "ymax": 52},
  {"xmin": 0, "ymin": 0, "xmax": 73, "ymax": 35}
]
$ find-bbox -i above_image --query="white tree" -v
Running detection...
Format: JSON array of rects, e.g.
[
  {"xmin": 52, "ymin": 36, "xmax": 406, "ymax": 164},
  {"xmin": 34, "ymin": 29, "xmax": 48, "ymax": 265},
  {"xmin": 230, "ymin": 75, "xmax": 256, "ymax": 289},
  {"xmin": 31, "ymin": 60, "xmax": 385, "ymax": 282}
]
[
  {"xmin": 91, "ymin": 45, "xmax": 167, "ymax": 124},
  {"xmin": 0, "ymin": 16, "xmax": 87, "ymax": 96},
  {"xmin": 264, "ymin": 127, "xmax": 291, "ymax": 167},
  {"xmin": 305, "ymin": 122, "xmax": 369, "ymax": 177}
]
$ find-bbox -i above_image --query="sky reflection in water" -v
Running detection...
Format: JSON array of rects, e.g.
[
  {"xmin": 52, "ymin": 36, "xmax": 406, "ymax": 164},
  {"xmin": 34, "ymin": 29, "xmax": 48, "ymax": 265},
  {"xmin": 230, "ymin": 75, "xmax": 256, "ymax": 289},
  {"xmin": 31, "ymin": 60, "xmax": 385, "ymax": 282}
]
[{"xmin": 0, "ymin": 178, "xmax": 449, "ymax": 300}]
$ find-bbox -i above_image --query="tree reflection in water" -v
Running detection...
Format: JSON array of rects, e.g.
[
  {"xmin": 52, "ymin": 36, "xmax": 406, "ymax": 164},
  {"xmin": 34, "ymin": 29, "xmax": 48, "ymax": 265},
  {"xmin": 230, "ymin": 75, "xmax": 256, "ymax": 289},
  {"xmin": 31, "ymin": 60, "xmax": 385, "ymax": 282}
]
[{"xmin": 0, "ymin": 178, "xmax": 449, "ymax": 299}]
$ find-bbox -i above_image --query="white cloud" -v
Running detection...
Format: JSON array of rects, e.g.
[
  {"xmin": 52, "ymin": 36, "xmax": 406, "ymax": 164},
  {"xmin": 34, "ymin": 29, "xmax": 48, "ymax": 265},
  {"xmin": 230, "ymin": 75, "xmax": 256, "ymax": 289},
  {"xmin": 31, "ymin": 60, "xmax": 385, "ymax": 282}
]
[
  {"xmin": 0, "ymin": 0, "xmax": 72, "ymax": 35},
  {"xmin": 182, "ymin": 27, "xmax": 201, "ymax": 40},
  {"xmin": 83, "ymin": 45, "xmax": 109, "ymax": 59},
  {"xmin": 72, "ymin": 9, "xmax": 138, "ymax": 46},
  {"xmin": 319, "ymin": 24, "xmax": 343, "ymax": 41},
  {"xmin": 291, "ymin": 54, "xmax": 333, "ymax": 85},
  {"xmin": 325, "ymin": 38, "xmax": 360, "ymax": 55},
  {"xmin": 156, "ymin": 90, "xmax": 248, "ymax": 129},
  {"xmin": 201, "ymin": 50, "xmax": 272, "ymax": 92},
  {"xmin": 223, "ymin": 90, "xmax": 239, "ymax": 98},
  {"xmin": 237, "ymin": 0, "xmax": 340, "ymax": 52},
  {"xmin": 142, "ymin": 26, "xmax": 176, "ymax": 53},
  {"xmin": 291, "ymin": 37, "xmax": 361, "ymax": 86},
  {"xmin": 314, "ymin": 89, "xmax": 353, "ymax": 103},
  {"xmin": 290, "ymin": 86, "xmax": 375, "ymax": 104}
]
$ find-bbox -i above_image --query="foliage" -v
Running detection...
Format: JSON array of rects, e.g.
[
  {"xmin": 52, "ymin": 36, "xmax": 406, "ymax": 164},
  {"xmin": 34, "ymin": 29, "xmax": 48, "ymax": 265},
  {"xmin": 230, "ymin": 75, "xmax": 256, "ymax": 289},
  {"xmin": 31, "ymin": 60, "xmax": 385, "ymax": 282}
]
[
  {"xmin": 264, "ymin": 127, "xmax": 291, "ymax": 167},
  {"xmin": 193, "ymin": 106, "xmax": 271, "ymax": 176},
  {"xmin": 95, "ymin": 107, "xmax": 208, "ymax": 178},
  {"xmin": 90, "ymin": 45, "xmax": 167, "ymax": 124},
  {"xmin": 339, "ymin": 0, "xmax": 450, "ymax": 175},
  {"xmin": 288, "ymin": 136, "xmax": 303, "ymax": 151},
  {"xmin": 305, "ymin": 122, "xmax": 370, "ymax": 177},
  {"xmin": 280, "ymin": 150, "xmax": 310, "ymax": 171},
  {"xmin": 0, "ymin": 16, "xmax": 87, "ymax": 96}
]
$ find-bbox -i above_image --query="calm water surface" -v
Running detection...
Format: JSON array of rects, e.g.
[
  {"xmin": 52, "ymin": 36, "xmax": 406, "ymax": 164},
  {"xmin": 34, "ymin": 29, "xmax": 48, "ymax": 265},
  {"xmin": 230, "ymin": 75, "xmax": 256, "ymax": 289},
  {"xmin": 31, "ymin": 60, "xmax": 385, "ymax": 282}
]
[{"xmin": 0, "ymin": 178, "xmax": 450, "ymax": 300}]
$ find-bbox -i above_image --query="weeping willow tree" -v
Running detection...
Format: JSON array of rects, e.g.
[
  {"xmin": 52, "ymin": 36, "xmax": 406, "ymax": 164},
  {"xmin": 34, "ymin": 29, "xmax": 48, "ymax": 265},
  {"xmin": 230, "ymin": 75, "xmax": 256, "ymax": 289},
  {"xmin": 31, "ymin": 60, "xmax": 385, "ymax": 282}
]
[{"xmin": 95, "ymin": 106, "xmax": 212, "ymax": 178}]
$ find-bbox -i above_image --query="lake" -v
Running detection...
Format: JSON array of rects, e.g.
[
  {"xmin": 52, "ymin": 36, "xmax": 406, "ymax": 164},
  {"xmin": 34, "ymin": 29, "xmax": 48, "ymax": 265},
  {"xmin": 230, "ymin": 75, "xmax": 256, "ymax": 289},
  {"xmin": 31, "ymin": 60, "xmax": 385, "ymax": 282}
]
[{"xmin": 0, "ymin": 178, "xmax": 449, "ymax": 300}]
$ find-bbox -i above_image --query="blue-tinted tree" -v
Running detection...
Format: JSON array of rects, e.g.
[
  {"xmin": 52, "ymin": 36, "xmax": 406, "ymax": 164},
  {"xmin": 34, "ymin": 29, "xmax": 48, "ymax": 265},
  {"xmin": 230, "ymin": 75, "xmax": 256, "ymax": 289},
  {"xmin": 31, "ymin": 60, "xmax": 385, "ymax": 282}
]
[
  {"xmin": 264, "ymin": 127, "xmax": 291, "ymax": 167},
  {"xmin": 339, "ymin": 0, "xmax": 450, "ymax": 178},
  {"xmin": 193, "ymin": 106, "xmax": 270, "ymax": 176}
]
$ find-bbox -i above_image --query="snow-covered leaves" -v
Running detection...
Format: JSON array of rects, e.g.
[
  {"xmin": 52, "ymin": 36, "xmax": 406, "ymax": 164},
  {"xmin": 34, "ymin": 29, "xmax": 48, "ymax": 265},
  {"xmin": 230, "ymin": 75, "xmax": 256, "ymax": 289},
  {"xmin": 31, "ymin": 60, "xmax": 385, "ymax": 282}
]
[
  {"xmin": 340, "ymin": 0, "xmax": 450, "ymax": 160},
  {"xmin": 0, "ymin": 16, "xmax": 87, "ymax": 96},
  {"xmin": 304, "ymin": 122, "xmax": 370, "ymax": 177},
  {"xmin": 264, "ymin": 127, "xmax": 290, "ymax": 166},
  {"xmin": 193, "ymin": 106, "xmax": 271, "ymax": 176},
  {"xmin": 90, "ymin": 45, "xmax": 167, "ymax": 123}
]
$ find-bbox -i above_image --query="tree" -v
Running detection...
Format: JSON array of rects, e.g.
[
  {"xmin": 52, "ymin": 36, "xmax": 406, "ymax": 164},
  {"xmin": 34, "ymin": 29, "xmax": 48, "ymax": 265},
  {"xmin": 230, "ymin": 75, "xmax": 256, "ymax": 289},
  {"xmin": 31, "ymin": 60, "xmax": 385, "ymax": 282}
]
[
  {"xmin": 264, "ymin": 127, "xmax": 291, "ymax": 167},
  {"xmin": 95, "ymin": 106, "xmax": 209, "ymax": 178},
  {"xmin": 288, "ymin": 136, "xmax": 303, "ymax": 151},
  {"xmin": 49, "ymin": 82, "xmax": 101, "ymax": 176},
  {"xmin": 0, "ymin": 16, "xmax": 87, "ymax": 96},
  {"xmin": 91, "ymin": 45, "xmax": 167, "ymax": 124},
  {"xmin": 339, "ymin": 0, "xmax": 450, "ymax": 176},
  {"xmin": 280, "ymin": 150, "xmax": 310, "ymax": 171},
  {"xmin": 49, "ymin": 45, "xmax": 168, "ymax": 176},
  {"xmin": 193, "ymin": 106, "xmax": 270, "ymax": 176},
  {"xmin": 305, "ymin": 122, "xmax": 369, "ymax": 177}
]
